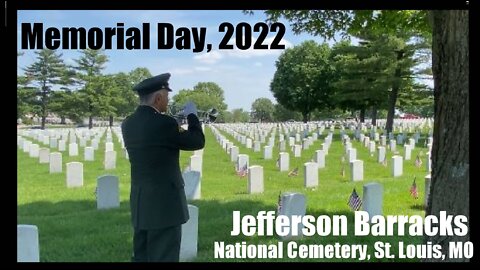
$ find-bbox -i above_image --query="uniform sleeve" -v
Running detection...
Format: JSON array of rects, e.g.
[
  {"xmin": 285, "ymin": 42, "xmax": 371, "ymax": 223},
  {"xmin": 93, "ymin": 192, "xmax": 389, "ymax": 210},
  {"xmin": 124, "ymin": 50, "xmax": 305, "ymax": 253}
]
[{"xmin": 169, "ymin": 114, "xmax": 205, "ymax": 151}]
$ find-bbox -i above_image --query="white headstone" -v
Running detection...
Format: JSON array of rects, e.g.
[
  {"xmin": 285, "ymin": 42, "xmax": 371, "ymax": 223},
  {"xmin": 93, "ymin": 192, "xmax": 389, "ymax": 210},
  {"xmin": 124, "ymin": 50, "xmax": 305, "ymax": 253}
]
[
  {"xmin": 105, "ymin": 142, "xmax": 114, "ymax": 152},
  {"xmin": 377, "ymin": 146, "xmax": 386, "ymax": 163},
  {"xmin": 397, "ymin": 134, "xmax": 404, "ymax": 145},
  {"xmin": 350, "ymin": 160, "xmax": 364, "ymax": 181},
  {"xmin": 426, "ymin": 152, "xmax": 432, "ymax": 172},
  {"xmin": 66, "ymin": 162, "xmax": 83, "ymax": 187},
  {"xmin": 362, "ymin": 182, "xmax": 383, "ymax": 221},
  {"xmin": 390, "ymin": 139, "xmax": 396, "ymax": 152},
  {"xmin": 91, "ymin": 139, "xmax": 99, "ymax": 150},
  {"xmin": 183, "ymin": 170, "xmax": 201, "ymax": 200},
  {"xmin": 246, "ymin": 138, "xmax": 252, "ymax": 149},
  {"xmin": 409, "ymin": 138, "xmax": 416, "ymax": 150},
  {"xmin": 96, "ymin": 175, "xmax": 120, "ymax": 209},
  {"xmin": 293, "ymin": 144, "xmax": 301, "ymax": 157},
  {"xmin": 404, "ymin": 144, "xmax": 412, "ymax": 160},
  {"xmin": 237, "ymin": 154, "xmax": 249, "ymax": 171},
  {"xmin": 304, "ymin": 162, "xmax": 318, "ymax": 188},
  {"xmin": 314, "ymin": 150, "xmax": 325, "ymax": 169},
  {"xmin": 84, "ymin": 146, "xmax": 94, "ymax": 161},
  {"xmin": 279, "ymin": 140, "xmax": 286, "ymax": 152},
  {"xmin": 247, "ymin": 166, "xmax": 264, "ymax": 194},
  {"xmin": 230, "ymin": 146, "xmax": 239, "ymax": 162},
  {"xmin": 43, "ymin": 135, "xmax": 50, "ymax": 146},
  {"xmin": 104, "ymin": 150, "xmax": 116, "ymax": 170},
  {"xmin": 68, "ymin": 143, "xmax": 78, "ymax": 156},
  {"xmin": 380, "ymin": 135, "xmax": 386, "ymax": 146},
  {"xmin": 79, "ymin": 137, "xmax": 86, "ymax": 147},
  {"xmin": 17, "ymin": 225, "xmax": 39, "ymax": 262},
  {"xmin": 49, "ymin": 137, "xmax": 57, "ymax": 149},
  {"xmin": 58, "ymin": 140, "xmax": 66, "ymax": 151},
  {"xmin": 302, "ymin": 138, "xmax": 309, "ymax": 150},
  {"xmin": 49, "ymin": 152, "xmax": 62, "ymax": 173},
  {"xmin": 263, "ymin": 145, "xmax": 273, "ymax": 160},
  {"xmin": 190, "ymin": 155, "xmax": 203, "ymax": 176},
  {"xmin": 180, "ymin": 205, "xmax": 198, "ymax": 262},
  {"xmin": 29, "ymin": 144, "xmax": 39, "ymax": 158},
  {"xmin": 289, "ymin": 137, "xmax": 295, "ymax": 146},
  {"xmin": 23, "ymin": 140, "xmax": 31, "ymax": 153},
  {"xmin": 364, "ymin": 136, "xmax": 370, "ymax": 148},
  {"xmin": 38, "ymin": 148, "xmax": 50, "ymax": 164},
  {"xmin": 279, "ymin": 152, "xmax": 289, "ymax": 172},
  {"xmin": 391, "ymin": 155, "xmax": 403, "ymax": 177},
  {"xmin": 193, "ymin": 149, "xmax": 203, "ymax": 157},
  {"xmin": 253, "ymin": 141, "xmax": 261, "ymax": 152},
  {"xmin": 18, "ymin": 136, "xmax": 23, "ymax": 148},
  {"xmin": 348, "ymin": 148, "xmax": 357, "ymax": 163},
  {"xmin": 278, "ymin": 192, "xmax": 306, "ymax": 240},
  {"xmin": 322, "ymin": 143, "xmax": 329, "ymax": 155},
  {"xmin": 369, "ymin": 141, "xmax": 376, "ymax": 154}
]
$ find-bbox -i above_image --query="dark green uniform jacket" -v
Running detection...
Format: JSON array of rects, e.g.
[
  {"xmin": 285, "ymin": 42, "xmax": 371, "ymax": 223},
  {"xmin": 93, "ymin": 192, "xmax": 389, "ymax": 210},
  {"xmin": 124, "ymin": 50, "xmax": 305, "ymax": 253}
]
[{"xmin": 121, "ymin": 105, "xmax": 205, "ymax": 230}]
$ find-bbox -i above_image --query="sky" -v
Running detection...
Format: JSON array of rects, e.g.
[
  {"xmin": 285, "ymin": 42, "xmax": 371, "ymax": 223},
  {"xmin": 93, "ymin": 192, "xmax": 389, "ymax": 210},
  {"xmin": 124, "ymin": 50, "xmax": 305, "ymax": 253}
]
[{"xmin": 17, "ymin": 10, "xmax": 344, "ymax": 111}]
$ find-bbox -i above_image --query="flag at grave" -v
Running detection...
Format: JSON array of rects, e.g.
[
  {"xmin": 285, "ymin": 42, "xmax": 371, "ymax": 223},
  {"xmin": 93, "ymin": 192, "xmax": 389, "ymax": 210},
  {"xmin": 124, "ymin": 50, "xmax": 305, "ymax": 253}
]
[
  {"xmin": 236, "ymin": 164, "xmax": 248, "ymax": 177},
  {"xmin": 410, "ymin": 177, "xmax": 419, "ymax": 199},
  {"xmin": 276, "ymin": 192, "xmax": 282, "ymax": 215},
  {"xmin": 288, "ymin": 167, "xmax": 299, "ymax": 177},
  {"xmin": 347, "ymin": 188, "xmax": 362, "ymax": 211},
  {"xmin": 276, "ymin": 157, "xmax": 280, "ymax": 168},
  {"xmin": 414, "ymin": 155, "xmax": 423, "ymax": 168},
  {"xmin": 340, "ymin": 165, "xmax": 345, "ymax": 178}
]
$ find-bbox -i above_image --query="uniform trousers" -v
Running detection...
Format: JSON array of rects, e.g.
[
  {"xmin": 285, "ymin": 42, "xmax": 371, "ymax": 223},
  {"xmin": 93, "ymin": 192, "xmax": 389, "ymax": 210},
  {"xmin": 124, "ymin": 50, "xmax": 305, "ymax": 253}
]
[{"xmin": 132, "ymin": 225, "xmax": 182, "ymax": 262}]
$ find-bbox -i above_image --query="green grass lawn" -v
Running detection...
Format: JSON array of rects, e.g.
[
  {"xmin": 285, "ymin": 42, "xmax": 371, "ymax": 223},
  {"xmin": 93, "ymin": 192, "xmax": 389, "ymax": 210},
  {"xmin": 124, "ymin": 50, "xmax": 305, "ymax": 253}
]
[{"xmin": 17, "ymin": 125, "xmax": 430, "ymax": 262}]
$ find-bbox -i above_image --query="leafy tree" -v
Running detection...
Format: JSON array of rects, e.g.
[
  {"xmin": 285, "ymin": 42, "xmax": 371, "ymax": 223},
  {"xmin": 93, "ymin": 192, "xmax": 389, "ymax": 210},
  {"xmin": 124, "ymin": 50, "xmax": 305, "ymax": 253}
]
[
  {"xmin": 251, "ymin": 98, "xmax": 274, "ymax": 122},
  {"xmin": 74, "ymin": 49, "xmax": 109, "ymax": 129},
  {"xmin": 216, "ymin": 110, "xmax": 233, "ymax": 123},
  {"xmin": 272, "ymin": 103, "xmax": 302, "ymax": 122},
  {"xmin": 271, "ymin": 40, "xmax": 335, "ymax": 122},
  {"xmin": 231, "ymin": 108, "xmax": 250, "ymax": 123},
  {"xmin": 171, "ymin": 82, "xmax": 228, "ymax": 115},
  {"xmin": 23, "ymin": 49, "xmax": 69, "ymax": 129}
]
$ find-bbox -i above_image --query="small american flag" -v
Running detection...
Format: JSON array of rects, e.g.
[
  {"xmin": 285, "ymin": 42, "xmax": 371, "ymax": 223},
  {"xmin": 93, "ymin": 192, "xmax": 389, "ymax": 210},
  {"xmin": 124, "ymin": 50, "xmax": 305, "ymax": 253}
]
[
  {"xmin": 348, "ymin": 188, "xmax": 362, "ymax": 211},
  {"xmin": 276, "ymin": 192, "xmax": 282, "ymax": 215},
  {"xmin": 236, "ymin": 164, "xmax": 248, "ymax": 177},
  {"xmin": 276, "ymin": 157, "xmax": 280, "ymax": 168},
  {"xmin": 415, "ymin": 155, "xmax": 423, "ymax": 168},
  {"xmin": 410, "ymin": 177, "xmax": 419, "ymax": 199},
  {"xmin": 340, "ymin": 165, "xmax": 345, "ymax": 178},
  {"xmin": 288, "ymin": 167, "xmax": 299, "ymax": 177}
]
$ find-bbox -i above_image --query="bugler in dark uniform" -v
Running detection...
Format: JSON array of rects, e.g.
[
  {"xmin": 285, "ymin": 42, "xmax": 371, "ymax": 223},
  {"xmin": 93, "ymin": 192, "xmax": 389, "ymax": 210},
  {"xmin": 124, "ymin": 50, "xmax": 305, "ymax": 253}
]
[{"xmin": 121, "ymin": 73, "xmax": 205, "ymax": 262}]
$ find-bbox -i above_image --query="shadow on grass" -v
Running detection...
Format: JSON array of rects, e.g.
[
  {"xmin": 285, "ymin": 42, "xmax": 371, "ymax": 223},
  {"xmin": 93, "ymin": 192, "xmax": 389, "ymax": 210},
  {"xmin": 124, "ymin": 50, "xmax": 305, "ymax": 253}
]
[{"xmin": 409, "ymin": 204, "xmax": 425, "ymax": 211}]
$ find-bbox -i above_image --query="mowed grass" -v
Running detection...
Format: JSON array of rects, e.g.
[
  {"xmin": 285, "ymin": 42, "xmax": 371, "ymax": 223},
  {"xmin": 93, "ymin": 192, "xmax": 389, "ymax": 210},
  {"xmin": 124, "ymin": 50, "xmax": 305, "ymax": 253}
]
[{"xmin": 17, "ymin": 125, "xmax": 430, "ymax": 262}]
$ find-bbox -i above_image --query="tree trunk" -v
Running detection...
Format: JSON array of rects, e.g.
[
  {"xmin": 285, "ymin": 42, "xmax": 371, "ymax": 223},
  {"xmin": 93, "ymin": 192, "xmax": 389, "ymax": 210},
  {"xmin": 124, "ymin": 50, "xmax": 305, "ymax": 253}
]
[
  {"xmin": 41, "ymin": 86, "xmax": 47, "ymax": 130},
  {"xmin": 109, "ymin": 116, "xmax": 114, "ymax": 127},
  {"xmin": 89, "ymin": 116, "xmax": 93, "ymax": 129},
  {"xmin": 424, "ymin": 10, "xmax": 469, "ymax": 262},
  {"xmin": 88, "ymin": 104, "xmax": 93, "ymax": 129},
  {"xmin": 302, "ymin": 112, "xmax": 309, "ymax": 123},
  {"xmin": 371, "ymin": 106, "xmax": 377, "ymax": 126},
  {"xmin": 359, "ymin": 108, "xmax": 366, "ymax": 123},
  {"xmin": 385, "ymin": 52, "xmax": 403, "ymax": 134}
]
